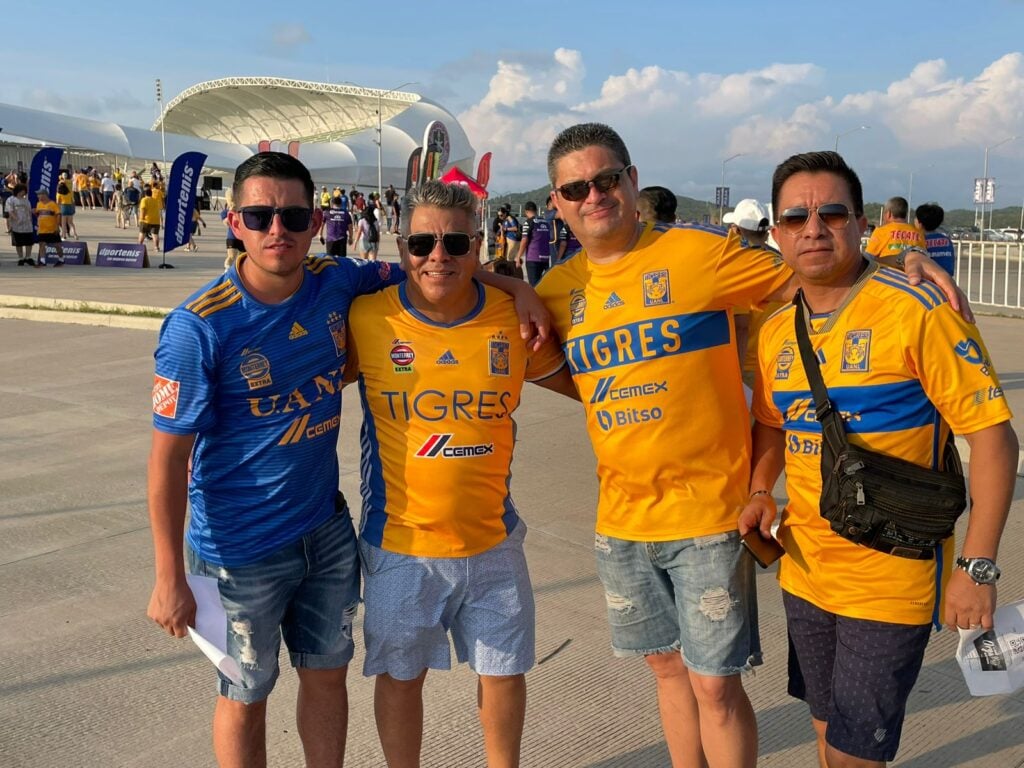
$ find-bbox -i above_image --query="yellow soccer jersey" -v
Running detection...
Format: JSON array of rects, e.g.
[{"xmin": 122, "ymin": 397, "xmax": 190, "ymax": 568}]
[
  {"xmin": 865, "ymin": 221, "xmax": 926, "ymax": 258},
  {"xmin": 348, "ymin": 281, "xmax": 565, "ymax": 557},
  {"xmin": 536, "ymin": 222, "xmax": 790, "ymax": 541},
  {"xmin": 754, "ymin": 263, "xmax": 1013, "ymax": 626}
]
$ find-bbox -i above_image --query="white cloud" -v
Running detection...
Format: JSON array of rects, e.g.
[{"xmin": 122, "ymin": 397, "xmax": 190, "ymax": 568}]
[
  {"xmin": 696, "ymin": 63, "xmax": 823, "ymax": 117},
  {"xmin": 271, "ymin": 23, "xmax": 311, "ymax": 52}
]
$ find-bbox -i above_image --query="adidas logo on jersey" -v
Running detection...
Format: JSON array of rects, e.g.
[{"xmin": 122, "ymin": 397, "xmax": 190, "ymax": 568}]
[
  {"xmin": 436, "ymin": 350, "xmax": 459, "ymax": 365},
  {"xmin": 603, "ymin": 292, "xmax": 625, "ymax": 309},
  {"xmin": 289, "ymin": 322, "xmax": 309, "ymax": 340}
]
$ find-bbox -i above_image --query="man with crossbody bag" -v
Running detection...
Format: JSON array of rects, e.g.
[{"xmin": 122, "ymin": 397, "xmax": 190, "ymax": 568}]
[{"xmin": 739, "ymin": 150, "xmax": 1018, "ymax": 768}]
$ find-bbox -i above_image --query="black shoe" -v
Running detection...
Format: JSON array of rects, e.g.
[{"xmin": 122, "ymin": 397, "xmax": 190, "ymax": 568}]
[
  {"xmin": 53, "ymin": 260, "xmax": 64, "ymax": 267},
  {"xmin": 33, "ymin": 261, "xmax": 43, "ymax": 268}
]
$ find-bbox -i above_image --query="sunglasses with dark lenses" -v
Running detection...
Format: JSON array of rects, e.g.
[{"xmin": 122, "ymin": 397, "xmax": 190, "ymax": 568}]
[
  {"xmin": 776, "ymin": 203, "xmax": 855, "ymax": 234},
  {"xmin": 238, "ymin": 206, "xmax": 313, "ymax": 232},
  {"xmin": 555, "ymin": 166, "xmax": 632, "ymax": 202},
  {"xmin": 403, "ymin": 232, "xmax": 475, "ymax": 257}
]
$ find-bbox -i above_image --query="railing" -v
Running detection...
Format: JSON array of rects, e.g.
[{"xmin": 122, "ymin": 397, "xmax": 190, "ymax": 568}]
[{"xmin": 954, "ymin": 241, "xmax": 1024, "ymax": 310}]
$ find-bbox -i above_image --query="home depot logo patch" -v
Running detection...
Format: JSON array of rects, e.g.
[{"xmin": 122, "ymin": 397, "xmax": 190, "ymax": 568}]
[{"xmin": 152, "ymin": 374, "xmax": 180, "ymax": 418}]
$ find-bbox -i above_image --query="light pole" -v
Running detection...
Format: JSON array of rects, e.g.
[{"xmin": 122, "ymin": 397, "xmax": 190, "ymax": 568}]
[
  {"xmin": 155, "ymin": 78, "xmax": 166, "ymax": 173},
  {"xmin": 907, "ymin": 163, "xmax": 934, "ymax": 215},
  {"xmin": 980, "ymin": 135, "xmax": 1017, "ymax": 241},
  {"xmin": 719, "ymin": 153, "xmax": 743, "ymax": 224},
  {"xmin": 834, "ymin": 125, "xmax": 870, "ymax": 152},
  {"xmin": 376, "ymin": 82, "xmax": 417, "ymax": 204}
]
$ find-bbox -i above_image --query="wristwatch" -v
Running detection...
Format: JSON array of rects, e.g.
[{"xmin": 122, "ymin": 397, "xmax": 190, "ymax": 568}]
[
  {"xmin": 895, "ymin": 245, "xmax": 929, "ymax": 269},
  {"xmin": 956, "ymin": 556, "xmax": 1001, "ymax": 585}
]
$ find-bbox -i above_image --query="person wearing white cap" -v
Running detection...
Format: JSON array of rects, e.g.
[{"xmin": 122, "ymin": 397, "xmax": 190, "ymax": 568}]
[
  {"xmin": 723, "ymin": 200, "xmax": 781, "ymax": 389},
  {"xmin": 100, "ymin": 172, "xmax": 116, "ymax": 211}
]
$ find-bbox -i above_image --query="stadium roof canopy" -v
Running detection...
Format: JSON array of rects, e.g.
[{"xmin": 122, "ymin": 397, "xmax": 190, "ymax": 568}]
[{"xmin": 0, "ymin": 77, "xmax": 475, "ymax": 189}]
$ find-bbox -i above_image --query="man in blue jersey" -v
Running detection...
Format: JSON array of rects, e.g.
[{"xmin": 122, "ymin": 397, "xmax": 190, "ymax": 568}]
[
  {"xmin": 915, "ymin": 202, "xmax": 956, "ymax": 276},
  {"xmin": 514, "ymin": 200, "xmax": 554, "ymax": 285},
  {"xmin": 146, "ymin": 152, "xmax": 551, "ymax": 768}
]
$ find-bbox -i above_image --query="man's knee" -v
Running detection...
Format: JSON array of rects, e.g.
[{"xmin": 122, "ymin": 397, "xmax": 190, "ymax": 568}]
[
  {"xmin": 689, "ymin": 671, "xmax": 745, "ymax": 710},
  {"xmin": 296, "ymin": 665, "xmax": 348, "ymax": 691},
  {"xmin": 644, "ymin": 650, "xmax": 687, "ymax": 679},
  {"xmin": 217, "ymin": 694, "xmax": 268, "ymax": 722},
  {"xmin": 825, "ymin": 744, "xmax": 884, "ymax": 768},
  {"xmin": 377, "ymin": 670, "xmax": 428, "ymax": 694}
]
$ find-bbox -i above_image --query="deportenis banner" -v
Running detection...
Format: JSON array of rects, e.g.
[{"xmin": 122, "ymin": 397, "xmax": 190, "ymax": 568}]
[{"xmin": 163, "ymin": 151, "xmax": 207, "ymax": 254}]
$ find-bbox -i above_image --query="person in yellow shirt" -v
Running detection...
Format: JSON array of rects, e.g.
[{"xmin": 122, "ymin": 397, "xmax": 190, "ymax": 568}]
[
  {"xmin": 740, "ymin": 150, "xmax": 1017, "ymax": 768},
  {"xmin": 151, "ymin": 180, "xmax": 166, "ymax": 223},
  {"xmin": 32, "ymin": 188, "xmax": 64, "ymax": 266},
  {"xmin": 864, "ymin": 196, "xmax": 925, "ymax": 259},
  {"xmin": 137, "ymin": 186, "xmax": 162, "ymax": 252},
  {"xmin": 347, "ymin": 180, "xmax": 575, "ymax": 768},
  {"xmin": 56, "ymin": 180, "xmax": 78, "ymax": 239},
  {"xmin": 537, "ymin": 123, "xmax": 962, "ymax": 768}
]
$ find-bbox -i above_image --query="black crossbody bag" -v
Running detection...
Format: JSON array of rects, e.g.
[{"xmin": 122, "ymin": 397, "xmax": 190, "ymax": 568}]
[{"xmin": 793, "ymin": 291, "xmax": 967, "ymax": 560}]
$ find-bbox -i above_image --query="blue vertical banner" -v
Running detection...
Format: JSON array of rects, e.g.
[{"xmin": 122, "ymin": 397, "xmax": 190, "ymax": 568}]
[
  {"xmin": 163, "ymin": 151, "xmax": 207, "ymax": 254},
  {"xmin": 28, "ymin": 147, "xmax": 64, "ymax": 211}
]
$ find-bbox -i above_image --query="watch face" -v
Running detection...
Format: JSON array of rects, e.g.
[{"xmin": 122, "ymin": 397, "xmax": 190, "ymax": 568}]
[{"xmin": 969, "ymin": 559, "xmax": 997, "ymax": 583}]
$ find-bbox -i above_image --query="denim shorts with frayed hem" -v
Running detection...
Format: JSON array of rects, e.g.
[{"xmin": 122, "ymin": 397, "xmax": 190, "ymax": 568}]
[
  {"xmin": 593, "ymin": 529, "xmax": 761, "ymax": 676},
  {"xmin": 187, "ymin": 501, "xmax": 360, "ymax": 704}
]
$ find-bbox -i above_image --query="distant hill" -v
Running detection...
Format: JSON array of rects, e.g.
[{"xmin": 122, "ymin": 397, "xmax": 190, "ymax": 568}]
[{"xmin": 489, "ymin": 186, "xmax": 1023, "ymax": 230}]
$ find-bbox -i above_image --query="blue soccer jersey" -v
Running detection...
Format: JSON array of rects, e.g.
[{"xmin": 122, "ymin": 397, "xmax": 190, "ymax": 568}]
[{"xmin": 152, "ymin": 255, "xmax": 402, "ymax": 566}]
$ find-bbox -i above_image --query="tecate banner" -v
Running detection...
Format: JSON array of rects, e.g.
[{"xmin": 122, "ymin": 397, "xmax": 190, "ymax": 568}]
[{"xmin": 163, "ymin": 151, "xmax": 208, "ymax": 254}]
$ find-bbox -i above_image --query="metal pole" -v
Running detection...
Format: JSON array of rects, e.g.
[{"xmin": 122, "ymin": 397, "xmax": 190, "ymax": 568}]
[
  {"xmin": 981, "ymin": 147, "xmax": 990, "ymax": 242},
  {"xmin": 908, "ymin": 172, "xmax": 914, "ymax": 215},
  {"xmin": 719, "ymin": 153, "xmax": 742, "ymax": 225},
  {"xmin": 377, "ymin": 93, "xmax": 382, "ymax": 206}
]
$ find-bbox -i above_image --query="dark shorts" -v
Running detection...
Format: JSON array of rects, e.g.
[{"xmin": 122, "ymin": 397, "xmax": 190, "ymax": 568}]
[
  {"xmin": 60, "ymin": 204, "xmax": 75, "ymax": 216},
  {"xmin": 36, "ymin": 232, "xmax": 61, "ymax": 244},
  {"xmin": 140, "ymin": 223, "xmax": 160, "ymax": 237},
  {"xmin": 784, "ymin": 591, "xmax": 931, "ymax": 762},
  {"xmin": 12, "ymin": 231, "xmax": 34, "ymax": 247},
  {"xmin": 326, "ymin": 239, "xmax": 347, "ymax": 258}
]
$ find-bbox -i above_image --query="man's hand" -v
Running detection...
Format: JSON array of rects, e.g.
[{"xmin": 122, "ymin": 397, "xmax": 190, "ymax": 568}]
[
  {"xmin": 737, "ymin": 493, "xmax": 777, "ymax": 538},
  {"xmin": 902, "ymin": 249, "xmax": 974, "ymax": 323},
  {"xmin": 944, "ymin": 569, "xmax": 996, "ymax": 632},
  {"xmin": 147, "ymin": 576, "xmax": 197, "ymax": 639}
]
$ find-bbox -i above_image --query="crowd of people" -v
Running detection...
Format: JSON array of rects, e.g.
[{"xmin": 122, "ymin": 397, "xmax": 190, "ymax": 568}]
[{"xmin": 140, "ymin": 124, "xmax": 1017, "ymax": 768}]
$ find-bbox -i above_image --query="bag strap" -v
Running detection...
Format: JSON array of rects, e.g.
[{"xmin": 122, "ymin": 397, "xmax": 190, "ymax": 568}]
[{"xmin": 792, "ymin": 291, "xmax": 851, "ymax": 457}]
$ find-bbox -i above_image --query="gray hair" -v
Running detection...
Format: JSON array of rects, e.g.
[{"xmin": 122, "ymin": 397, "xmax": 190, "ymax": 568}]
[
  {"xmin": 401, "ymin": 180, "xmax": 479, "ymax": 237},
  {"xmin": 547, "ymin": 123, "xmax": 631, "ymax": 185}
]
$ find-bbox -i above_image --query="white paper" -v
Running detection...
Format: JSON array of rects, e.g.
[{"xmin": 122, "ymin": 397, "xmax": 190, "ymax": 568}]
[
  {"xmin": 185, "ymin": 573, "xmax": 243, "ymax": 685},
  {"xmin": 956, "ymin": 598, "xmax": 1024, "ymax": 696}
]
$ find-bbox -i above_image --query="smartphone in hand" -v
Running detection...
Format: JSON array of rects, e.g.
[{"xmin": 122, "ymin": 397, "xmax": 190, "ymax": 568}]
[{"xmin": 740, "ymin": 529, "xmax": 785, "ymax": 569}]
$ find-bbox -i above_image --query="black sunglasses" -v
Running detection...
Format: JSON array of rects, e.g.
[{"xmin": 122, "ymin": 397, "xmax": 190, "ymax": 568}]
[
  {"xmin": 237, "ymin": 206, "xmax": 313, "ymax": 232},
  {"xmin": 403, "ymin": 232, "xmax": 475, "ymax": 257},
  {"xmin": 555, "ymin": 166, "xmax": 633, "ymax": 202},
  {"xmin": 776, "ymin": 203, "xmax": 855, "ymax": 234}
]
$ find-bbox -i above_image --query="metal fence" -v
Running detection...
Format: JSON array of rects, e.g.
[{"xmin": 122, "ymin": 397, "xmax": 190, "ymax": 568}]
[{"xmin": 954, "ymin": 241, "xmax": 1024, "ymax": 310}]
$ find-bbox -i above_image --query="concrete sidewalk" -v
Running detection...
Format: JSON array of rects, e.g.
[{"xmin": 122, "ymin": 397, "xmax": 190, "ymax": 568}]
[{"xmin": 1, "ymin": 208, "xmax": 1023, "ymax": 767}]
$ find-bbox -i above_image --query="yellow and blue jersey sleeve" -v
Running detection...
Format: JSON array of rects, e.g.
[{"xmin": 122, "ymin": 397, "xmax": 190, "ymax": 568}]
[{"xmin": 755, "ymin": 266, "xmax": 1013, "ymax": 625}]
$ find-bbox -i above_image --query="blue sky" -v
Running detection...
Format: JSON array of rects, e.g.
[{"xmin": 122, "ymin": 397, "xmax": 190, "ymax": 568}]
[{"xmin": 4, "ymin": 0, "xmax": 1024, "ymax": 210}]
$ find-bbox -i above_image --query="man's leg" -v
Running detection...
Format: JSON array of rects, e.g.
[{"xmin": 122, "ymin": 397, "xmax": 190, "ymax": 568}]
[
  {"xmin": 644, "ymin": 652, "xmax": 707, "ymax": 767},
  {"xmin": 375, "ymin": 670, "xmax": 428, "ymax": 768},
  {"xmin": 688, "ymin": 671, "xmax": 757, "ymax": 768},
  {"xmin": 296, "ymin": 666, "xmax": 349, "ymax": 767},
  {"xmin": 477, "ymin": 674, "xmax": 526, "ymax": 768},
  {"xmin": 213, "ymin": 696, "xmax": 268, "ymax": 768}
]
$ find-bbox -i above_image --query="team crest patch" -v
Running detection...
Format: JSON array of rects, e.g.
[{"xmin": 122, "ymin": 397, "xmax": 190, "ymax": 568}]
[
  {"xmin": 390, "ymin": 340, "xmax": 415, "ymax": 373},
  {"xmin": 489, "ymin": 331, "xmax": 511, "ymax": 377},
  {"xmin": 569, "ymin": 288, "xmax": 587, "ymax": 326},
  {"xmin": 327, "ymin": 312, "xmax": 346, "ymax": 357},
  {"xmin": 152, "ymin": 374, "xmax": 180, "ymax": 418},
  {"xmin": 642, "ymin": 270, "xmax": 671, "ymax": 306},
  {"xmin": 775, "ymin": 343, "xmax": 795, "ymax": 380},
  {"xmin": 240, "ymin": 350, "xmax": 273, "ymax": 390},
  {"xmin": 841, "ymin": 330, "xmax": 871, "ymax": 373}
]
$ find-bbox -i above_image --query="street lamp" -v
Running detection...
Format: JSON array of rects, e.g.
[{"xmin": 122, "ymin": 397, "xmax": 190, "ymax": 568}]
[
  {"xmin": 980, "ymin": 135, "xmax": 1017, "ymax": 241},
  {"xmin": 719, "ymin": 153, "xmax": 743, "ymax": 224},
  {"xmin": 376, "ymin": 82, "xmax": 417, "ymax": 203},
  {"xmin": 834, "ymin": 125, "xmax": 870, "ymax": 152},
  {"xmin": 155, "ymin": 78, "xmax": 166, "ymax": 171},
  {"xmin": 907, "ymin": 163, "xmax": 935, "ymax": 214}
]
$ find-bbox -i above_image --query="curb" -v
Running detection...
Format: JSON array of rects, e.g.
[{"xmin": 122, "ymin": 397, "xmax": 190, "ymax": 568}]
[{"xmin": 0, "ymin": 294, "xmax": 168, "ymax": 331}]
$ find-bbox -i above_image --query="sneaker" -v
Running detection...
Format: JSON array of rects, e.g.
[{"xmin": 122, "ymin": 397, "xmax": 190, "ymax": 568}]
[
  {"xmin": 33, "ymin": 261, "xmax": 43, "ymax": 268},
  {"xmin": 53, "ymin": 260, "xmax": 65, "ymax": 267}
]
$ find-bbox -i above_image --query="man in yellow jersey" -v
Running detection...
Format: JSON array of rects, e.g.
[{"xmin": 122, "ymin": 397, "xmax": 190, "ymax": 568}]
[
  {"xmin": 536, "ymin": 123, "xmax": 962, "ymax": 768},
  {"xmin": 864, "ymin": 196, "xmax": 925, "ymax": 259},
  {"xmin": 346, "ymin": 180, "xmax": 575, "ymax": 768},
  {"xmin": 740, "ymin": 151, "xmax": 1017, "ymax": 768},
  {"xmin": 137, "ymin": 186, "xmax": 162, "ymax": 252},
  {"xmin": 32, "ymin": 188, "xmax": 64, "ymax": 267}
]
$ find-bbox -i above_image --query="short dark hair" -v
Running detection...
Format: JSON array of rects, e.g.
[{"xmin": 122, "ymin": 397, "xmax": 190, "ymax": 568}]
[
  {"xmin": 12, "ymin": 182, "xmax": 27, "ymax": 195},
  {"xmin": 524, "ymin": 201, "xmax": 537, "ymax": 213},
  {"xmin": 547, "ymin": 123, "xmax": 631, "ymax": 185},
  {"xmin": 884, "ymin": 196, "xmax": 909, "ymax": 220},
  {"xmin": 915, "ymin": 202, "xmax": 944, "ymax": 232},
  {"xmin": 639, "ymin": 186, "xmax": 677, "ymax": 223},
  {"xmin": 232, "ymin": 152, "xmax": 314, "ymax": 207},
  {"xmin": 771, "ymin": 151, "xmax": 863, "ymax": 218}
]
